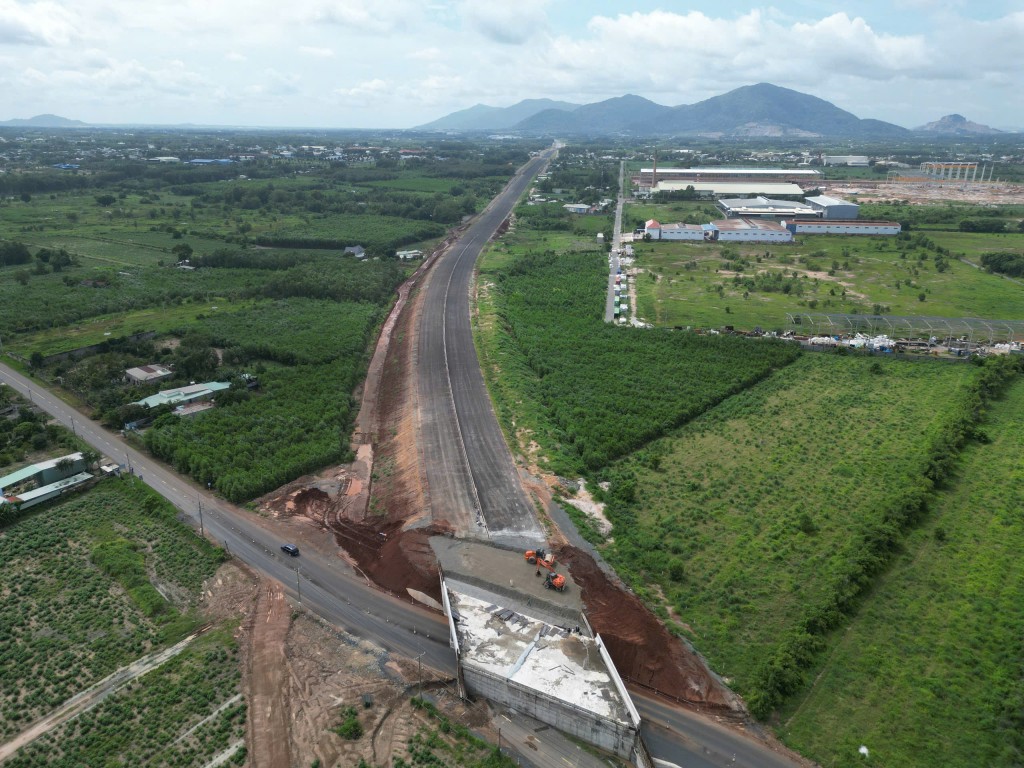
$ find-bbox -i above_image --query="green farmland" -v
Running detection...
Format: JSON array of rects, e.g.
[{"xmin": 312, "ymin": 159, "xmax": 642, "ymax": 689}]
[
  {"xmin": 779, "ymin": 377, "xmax": 1024, "ymax": 768},
  {"xmin": 0, "ymin": 479, "xmax": 226, "ymax": 743},
  {"xmin": 624, "ymin": 202, "xmax": 1024, "ymax": 331}
]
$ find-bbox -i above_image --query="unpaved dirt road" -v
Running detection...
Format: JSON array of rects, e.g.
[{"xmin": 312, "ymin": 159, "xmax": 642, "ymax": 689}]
[{"xmin": 0, "ymin": 626, "xmax": 212, "ymax": 762}]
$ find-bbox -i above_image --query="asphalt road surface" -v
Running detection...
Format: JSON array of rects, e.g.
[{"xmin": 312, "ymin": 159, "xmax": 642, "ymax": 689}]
[{"xmin": 416, "ymin": 150, "xmax": 550, "ymax": 548}]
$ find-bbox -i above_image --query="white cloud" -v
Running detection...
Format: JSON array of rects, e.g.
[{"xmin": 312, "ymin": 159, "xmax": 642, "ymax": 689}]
[
  {"xmin": 299, "ymin": 45, "xmax": 334, "ymax": 58},
  {"xmin": 459, "ymin": 0, "xmax": 549, "ymax": 44},
  {"xmin": 0, "ymin": 0, "xmax": 79, "ymax": 46},
  {"xmin": 335, "ymin": 78, "xmax": 388, "ymax": 104},
  {"xmin": 408, "ymin": 47, "xmax": 443, "ymax": 62}
]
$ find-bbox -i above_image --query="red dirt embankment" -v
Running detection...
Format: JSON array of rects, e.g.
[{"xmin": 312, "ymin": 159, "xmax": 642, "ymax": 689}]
[{"xmin": 557, "ymin": 544, "xmax": 739, "ymax": 710}]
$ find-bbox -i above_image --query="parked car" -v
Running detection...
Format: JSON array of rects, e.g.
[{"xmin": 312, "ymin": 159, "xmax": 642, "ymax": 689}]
[{"xmin": 280, "ymin": 543, "xmax": 300, "ymax": 557}]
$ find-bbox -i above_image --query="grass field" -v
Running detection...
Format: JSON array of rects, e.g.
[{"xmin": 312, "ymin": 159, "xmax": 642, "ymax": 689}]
[
  {"xmin": 778, "ymin": 377, "xmax": 1024, "ymax": 768},
  {"xmin": 624, "ymin": 205, "xmax": 1024, "ymax": 330},
  {"xmin": 595, "ymin": 353, "xmax": 983, "ymax": 701},
  {"xmin": 7, "ymin": 299, "xmax": 251, "ymax": 357},
  {"xmin": 0, "ymin": 479, "xmax": 223, "ymax": 740}
]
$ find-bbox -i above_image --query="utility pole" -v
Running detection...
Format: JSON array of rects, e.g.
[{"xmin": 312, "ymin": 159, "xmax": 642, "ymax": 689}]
[
  {"xmin": 197, "ymin": 494, "xmax": 204, "ymax": 537},
  {"xmin": 295, "ymin": 567, "xmax": 302, "ymax": 605},
  {"xmin": 415, "ymin": 650, "xmax": 425, "ymax": 698}
]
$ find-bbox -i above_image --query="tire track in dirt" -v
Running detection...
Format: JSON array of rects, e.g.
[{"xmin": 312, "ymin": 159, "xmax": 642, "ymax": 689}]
[
  {"xmin": 0, "ymin": 626, "xmax": 213, "ymax": 762},
  {"xmin": 247, "ymin": 581, "xmax": 292, "ymax": 768}
]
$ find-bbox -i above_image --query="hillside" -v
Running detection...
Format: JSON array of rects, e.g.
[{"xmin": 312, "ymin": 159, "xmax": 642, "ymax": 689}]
[
  {"xmin": 425, "ymin": 83, "xmax": 909, "ymax": 138},
  {"xmin": 0, "ymin": 114, "xmax": 88, "ymax": 127},
  {"xmin": 416, "ymin": 98, "xmax": 578, "ymax": 130},
  {"xmin": 915, "ymin": 113, "xmax": 1003, "ymax": 135}
]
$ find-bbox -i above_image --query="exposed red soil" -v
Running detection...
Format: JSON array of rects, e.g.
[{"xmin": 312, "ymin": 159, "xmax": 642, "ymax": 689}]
[
  {"xmin": 336, "ymin": 521, "xmax": 448, "ymax": 604},
  {"xmin": 247, "ymin": 580, "xmax": 292, "ymax": 768},
  {"xmin": 556, "ymin": 545, "xmax": 740, "ymax": 711}
]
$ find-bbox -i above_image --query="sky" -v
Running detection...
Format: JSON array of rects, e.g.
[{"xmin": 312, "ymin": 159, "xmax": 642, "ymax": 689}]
[{"xmin": 1, "ymin": 0, "xmax": 1022, "ymax": 130}]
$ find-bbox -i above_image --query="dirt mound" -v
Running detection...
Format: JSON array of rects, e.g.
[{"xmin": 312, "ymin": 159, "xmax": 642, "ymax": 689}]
[
  {"xmin": 337, "ymin": 522, "xmax": 449, "ymax": 604},
  {"xmin": 557, "ymin": 544, "xmax": 739, "ymax": 710}
]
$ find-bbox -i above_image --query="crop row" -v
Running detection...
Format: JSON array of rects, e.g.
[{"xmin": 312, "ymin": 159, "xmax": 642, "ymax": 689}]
[
  {"xmin": 0, "ymin": 480, "xmax": 222, "ymax": 738},
  {"xmin": 486, "ymin": 247, "xmax": 799, "ymax": 472}
]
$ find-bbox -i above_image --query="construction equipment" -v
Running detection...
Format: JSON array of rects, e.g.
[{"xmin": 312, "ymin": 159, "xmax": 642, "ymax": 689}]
[
  {"xmin": 524, "ymin": 548, "xmax": 555, "ymax": 569},
  {"xmin": 544, "ymin": 572, "xmax": 567, "ymax": 592},
  {"xmin": 525, "ymin": 548, "xmax": 568, "ymax": 592}
]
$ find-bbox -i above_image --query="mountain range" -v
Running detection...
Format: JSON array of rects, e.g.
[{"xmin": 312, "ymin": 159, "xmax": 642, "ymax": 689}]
[{"xmin": 417, "ymin": 83, "xmax": 1004, "ymax": 138}]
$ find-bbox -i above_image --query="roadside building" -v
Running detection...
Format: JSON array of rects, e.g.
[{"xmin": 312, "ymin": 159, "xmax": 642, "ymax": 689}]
[
  {"xmin": 132, "ymin": 381, "xmax": 231, "ymax": 410},
  {"xmin": 563, "ymin": 203, "xmax": 591, "ymax": 214},
  {"xmin": 0, "ymin": 452, "xmax": 93, "ymax": 511},
  {"xmin": 125, "ymin": 364, "xmax": 174, "ymax": 385}
]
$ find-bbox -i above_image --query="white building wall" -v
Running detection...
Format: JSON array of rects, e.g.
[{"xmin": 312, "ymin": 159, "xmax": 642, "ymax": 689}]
[
  {"xmin": 789, "ymin": 222, "xmax": 900, "ymax": 235},
  {"xmin": 660, "ymin": 228, "xmax": 704, "ymax": 241},
  {"xmin": 717, "ymin": 229, "xmax": 792, "ymax": 242}
]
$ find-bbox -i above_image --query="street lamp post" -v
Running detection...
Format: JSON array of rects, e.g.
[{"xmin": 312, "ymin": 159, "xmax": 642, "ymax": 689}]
[
  {"xmin": 197, "ymin": 494, "xmax": 204, "ymax": 537},
  {"xmin": 295, "ymin": 567, "xmax": 302, "ymax": 605}
]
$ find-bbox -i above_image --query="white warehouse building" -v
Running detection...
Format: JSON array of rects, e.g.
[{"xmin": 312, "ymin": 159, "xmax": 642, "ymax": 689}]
[
  {"xmin": 707, "ymin": 219, "xmax": 793, "ymax": 242},
  {"xmin": 643, "ymin": 219, "xmax": 704, "ymax": 240},
  {"xmin": 784, "ymin": 220, "xmax": 901, "ymax": 236},
  {"xmin": 804, "ymin": 195, "xmax": 860, "ymax": 220}
]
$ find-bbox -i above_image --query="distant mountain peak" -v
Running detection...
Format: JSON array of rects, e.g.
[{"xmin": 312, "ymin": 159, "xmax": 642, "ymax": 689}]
[
  {"xmin": 0, "ymin": 114, "xmax": 88, "ymax": 127},
  {"xmin": 915, "ymin": 114, "xmax": 1001, "ymax": 135}
]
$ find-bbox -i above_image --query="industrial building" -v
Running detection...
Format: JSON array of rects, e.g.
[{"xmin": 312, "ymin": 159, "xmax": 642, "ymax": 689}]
[
  {"xmin": 707, "ymin": 219, "xmax": 793, "ymax": 242},
  {"xmin": 0, "ymin": 452, "xmax": 93, "ymax": 511},
  {"xmin": 717, "ymin": 196, "xmax": 818, "ymax": 219},
  {"xmin": 784, "ymin": 220, "xmax": 901, "ymax": 236},
  {"xmin": 804, "ymin": 195, "xmax": 860, "ymax": 219},
  {"xmin": 646, "ymin": 180, "xmax": 807, "ymax": 198},
  {"xmin": 634, "ymin": 167, "xmax": 822, "ymax": 186},
  {"xmin": 823, "ymin": 155, "xmax": 869, "ymax": 166},
  {"xmin": 643, "ymin": 220, "xmax": 704, "ymax": 240}
]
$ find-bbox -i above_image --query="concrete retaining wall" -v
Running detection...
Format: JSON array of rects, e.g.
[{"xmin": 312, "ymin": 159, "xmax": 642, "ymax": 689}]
[{"xmin": 462, "ymin": 663, "xmax": 639, "ymax": 760}]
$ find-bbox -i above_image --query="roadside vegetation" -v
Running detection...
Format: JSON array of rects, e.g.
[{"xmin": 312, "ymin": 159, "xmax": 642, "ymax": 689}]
[
  {"xmin": 779, "ymin": 376, "xmax": 1024, "ymax": 768},
  {"xmin": 0, "ymin": 478, "xmax": 224, "ymax": 740}
]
